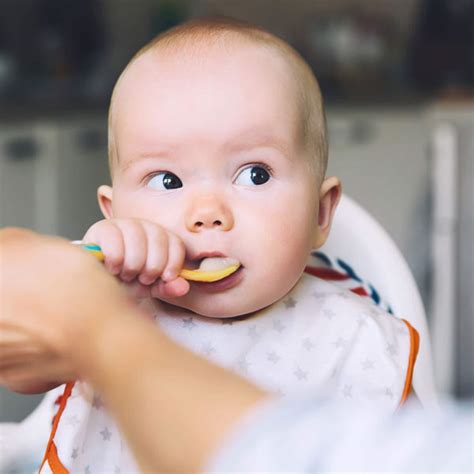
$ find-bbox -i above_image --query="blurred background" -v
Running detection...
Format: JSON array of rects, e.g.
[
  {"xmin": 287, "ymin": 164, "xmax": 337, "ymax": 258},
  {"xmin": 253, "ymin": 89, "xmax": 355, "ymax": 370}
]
[{"xmin": 0, "ymin": 0, "xmax": 472, "ymax": 421}]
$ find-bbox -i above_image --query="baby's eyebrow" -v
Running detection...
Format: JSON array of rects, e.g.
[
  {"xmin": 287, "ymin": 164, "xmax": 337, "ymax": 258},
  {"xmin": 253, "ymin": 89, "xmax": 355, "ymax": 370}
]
[
  {"xmin": 120, "ymin": 151, "xmax": 173, "ymax": 172},
  {"xmin": 120, "ymin": 132, "xmax": 292, "ymax": 172},
  {"xmin": 223, "ymin": 131, "xmax": 292, "ymax": 157}
]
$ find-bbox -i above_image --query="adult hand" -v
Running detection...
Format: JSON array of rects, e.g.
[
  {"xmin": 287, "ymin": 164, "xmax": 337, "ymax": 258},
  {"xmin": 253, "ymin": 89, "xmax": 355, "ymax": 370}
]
[{"xmin": 0, "ymin": 227, "xmax": 137, "ymax": 394}]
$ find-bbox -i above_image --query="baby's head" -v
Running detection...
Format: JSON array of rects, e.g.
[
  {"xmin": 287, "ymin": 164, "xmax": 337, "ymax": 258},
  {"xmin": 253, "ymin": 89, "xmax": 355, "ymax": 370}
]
[{"xmin": 98, "ymin": 17, "xmax": 341, "ymax": 318}]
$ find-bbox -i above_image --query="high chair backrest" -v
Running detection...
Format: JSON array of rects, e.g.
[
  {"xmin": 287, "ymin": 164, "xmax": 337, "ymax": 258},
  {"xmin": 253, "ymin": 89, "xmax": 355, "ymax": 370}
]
[{"xmin": 320, "ymin": 194, "xmax": 438, "ymax": 409}]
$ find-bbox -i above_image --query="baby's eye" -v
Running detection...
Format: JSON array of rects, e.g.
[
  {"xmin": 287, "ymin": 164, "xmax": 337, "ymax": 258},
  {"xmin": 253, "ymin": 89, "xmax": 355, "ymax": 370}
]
[
  {"xmin": 147, "ymin": 172, "xmax": 183, "ymax": 190},
  {"xmin": 235, "ymin": 165, "xmax": 271, "ymax": 186}
]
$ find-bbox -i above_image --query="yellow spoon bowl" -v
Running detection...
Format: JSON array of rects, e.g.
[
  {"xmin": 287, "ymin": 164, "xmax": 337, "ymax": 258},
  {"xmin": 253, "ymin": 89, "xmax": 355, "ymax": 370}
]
[
  {"xmin": 180, "ymin": 264, "xmax": 240, "ymax": 282},
  {"xmin": 79, "ymin": 244, "xmax": 240, "ymax": 283}
]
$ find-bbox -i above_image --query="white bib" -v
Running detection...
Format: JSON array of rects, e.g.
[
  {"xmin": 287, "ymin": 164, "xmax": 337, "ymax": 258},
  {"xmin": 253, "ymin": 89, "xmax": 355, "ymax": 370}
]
[{"xmin": 41, "ymin": 272, "xmax": 418, "ymax": 473}]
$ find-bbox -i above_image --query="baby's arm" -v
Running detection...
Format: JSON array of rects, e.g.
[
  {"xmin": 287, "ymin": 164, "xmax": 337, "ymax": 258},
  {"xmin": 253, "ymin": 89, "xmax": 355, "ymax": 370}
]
[
  {"xmin": 0, "ymin": 386, "xmax": 62, "ymax": 472},
  {"xmin": 83, "ymin": 218, "xmax": 190, "ymax": 299}
]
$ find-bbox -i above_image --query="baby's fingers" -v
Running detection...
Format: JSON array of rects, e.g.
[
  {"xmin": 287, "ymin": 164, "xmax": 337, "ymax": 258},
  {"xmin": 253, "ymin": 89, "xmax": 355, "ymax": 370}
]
[
  {"xmin": 151, "ymin": 277, "xmax": 190, "ymax": 299},
  {"xmin": 138, "ymin": 222, "xmax": 169, "ymax": 285},
  {"xmin": 114, "ymin": 220, "xmax": 148, "ymax": 282},
  {"xmin": 161, "ymin": 231, "xmax": 186, "ymax": 283},
  {"xmin": 83, "ymin": 221, "xmax": 124, "ymax": 275}
]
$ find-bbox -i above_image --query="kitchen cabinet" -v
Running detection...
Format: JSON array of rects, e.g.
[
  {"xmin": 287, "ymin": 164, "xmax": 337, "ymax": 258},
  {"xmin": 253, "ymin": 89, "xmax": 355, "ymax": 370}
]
[
  {"xmin": 0, "ymin": 115, "xmax": 109, "ymax": 240},
  {"xmin": 55, "ymin": 119, "xmax": 109, "ymax": 239},
  {"xmin": 0, "ymin": 123, "xmax": 58, "ymax": 233}
]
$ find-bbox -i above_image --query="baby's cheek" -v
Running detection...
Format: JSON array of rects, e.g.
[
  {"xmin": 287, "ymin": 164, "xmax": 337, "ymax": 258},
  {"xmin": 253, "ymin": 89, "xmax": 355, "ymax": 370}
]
[
  {"xmin": 253, "ymin": 255, "xmax": 304, "ymax": 303},
  {"xmin": 259, "ymin": 224, "xmax": 310, "ymax": 269}
]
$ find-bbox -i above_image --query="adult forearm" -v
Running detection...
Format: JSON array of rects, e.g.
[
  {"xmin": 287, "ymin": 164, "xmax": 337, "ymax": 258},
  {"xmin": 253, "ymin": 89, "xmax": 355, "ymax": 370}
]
[{"xmin": 81, "ymin": 313, "xmax": 268, "ymax": 473}]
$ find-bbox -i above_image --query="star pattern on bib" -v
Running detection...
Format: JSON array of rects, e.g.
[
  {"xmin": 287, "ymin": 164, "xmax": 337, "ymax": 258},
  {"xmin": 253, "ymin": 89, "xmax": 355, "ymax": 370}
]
[
  {"xmin": 333, "ymin": 337, "xmax": 348, "ymax": 349},
  {"xmin": 362, "ymin": 358, "xmax": 375, "ymax": 370},
  {"xmin": 386, "ymin": 343, "xmax": 398, "ymax": 357},
  {"xmin": 182, "ymin": 317, "xmax": 196, "ymax": 330},
  {"xmin": 267, "ymin": 351, "xmax": 280, "ymax": 363},
  {"xmin": 248, "ymin": 325, "xmax": 259, "ymax": 339},
  {"xmin": 237, "ymin": 357, "xmax": 250, "ymax": 373},
  {"xmin": 283, "ymin": 297, "xmax": 297, "ymax": 309},
  {"xmin": 302, "ymin": 338, "xmax": 315, "ymax": 351},
  {"xmin": 342, "ymin": 384, "xmax": 353, "ymax": 398},
  {"xmin": 323, "ymin": 308, "xmax": 336, "ymax": 320},
  {"xmin": 100, "ymin": 427, "xmax": 112, "ymax": 441},
  {"xmin": 65, "ymin": 414, "xmax": 80, "ymax": 426},
  {"xmin": 201, "ymin": 342, "xmax": 216, "ymax": 356},
  {"xmin": 312, "ymin": 291, "xmax": 328, "ymax": 300},
  {"xmin": 294, "ymin": 366, "xmax": 308, "ymax": 381},
  {"xmin": 273, "ymin": 320, "xmax": 286, "ymax": 333}
]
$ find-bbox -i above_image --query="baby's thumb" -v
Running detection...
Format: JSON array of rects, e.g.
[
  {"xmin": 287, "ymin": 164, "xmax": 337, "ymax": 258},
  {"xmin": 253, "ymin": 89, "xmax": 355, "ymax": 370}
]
[{"xmin": 151, "ymin": 277, "xmax": 190, "ymax": 299}]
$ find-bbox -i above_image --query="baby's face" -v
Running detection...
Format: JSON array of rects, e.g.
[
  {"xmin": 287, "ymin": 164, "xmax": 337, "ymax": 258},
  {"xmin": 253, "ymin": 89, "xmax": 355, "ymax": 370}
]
[{"xmin": 105, "ymin": 45, "xmax": 323, "ymax": 317}]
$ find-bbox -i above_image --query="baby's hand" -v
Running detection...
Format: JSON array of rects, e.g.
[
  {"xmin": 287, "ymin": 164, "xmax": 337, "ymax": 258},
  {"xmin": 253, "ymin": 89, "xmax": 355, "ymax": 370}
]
[{"xmin": 83, "ymin": 219, "xmax": 190, "ymax": 299}]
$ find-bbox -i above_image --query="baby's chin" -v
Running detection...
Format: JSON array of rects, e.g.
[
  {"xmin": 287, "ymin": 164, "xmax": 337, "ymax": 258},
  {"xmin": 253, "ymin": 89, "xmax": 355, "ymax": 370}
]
[
  {"xmin": 155, "ymin": 274, "xmax": 305, "ymax": 319},
  {"xmin": 155, "ymin": 294, "xmax": 277, "ymax": 319}
]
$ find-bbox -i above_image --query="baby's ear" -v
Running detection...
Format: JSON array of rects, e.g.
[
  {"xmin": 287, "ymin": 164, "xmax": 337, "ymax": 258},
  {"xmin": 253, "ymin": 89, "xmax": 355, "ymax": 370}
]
[
  {"xmin": 97, "ymin": 185, "xmax": 114, "ymax": 219},
  {"xmin": 313, "ymin": 176, "xmax": 342, "ymax": 249}
]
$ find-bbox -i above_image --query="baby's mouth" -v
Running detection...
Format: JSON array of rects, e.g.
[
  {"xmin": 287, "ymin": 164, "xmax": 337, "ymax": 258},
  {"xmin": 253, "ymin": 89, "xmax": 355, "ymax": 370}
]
[{"xmin": 181, "ymin": 256, "xmax": 241, "ymax": 282}]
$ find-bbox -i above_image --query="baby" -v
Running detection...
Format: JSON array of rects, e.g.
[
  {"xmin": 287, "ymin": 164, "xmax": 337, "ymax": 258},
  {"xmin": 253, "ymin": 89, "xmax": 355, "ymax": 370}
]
[{"xmin": 39, "ymin": 18, "xmax": 419, "ymax": 473}]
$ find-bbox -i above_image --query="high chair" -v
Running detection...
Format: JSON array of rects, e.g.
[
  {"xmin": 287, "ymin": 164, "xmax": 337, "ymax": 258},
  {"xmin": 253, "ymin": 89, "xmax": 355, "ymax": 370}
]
[
  {"xmin": 319, "ymin": 194, "xmax": 438, "ymax": 409},
  {"xmin": 0, "ymin": 194, "xmax": 438, "ymax": 472}
]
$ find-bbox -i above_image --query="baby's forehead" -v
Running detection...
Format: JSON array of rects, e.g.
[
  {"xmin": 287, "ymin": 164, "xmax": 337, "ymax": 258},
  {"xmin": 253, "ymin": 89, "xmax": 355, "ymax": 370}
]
[
  {"xmin": 112, "ymin": 43, "xmax": 304, "ymax": 143},
  {"xmin": 115, "ymin": 37, "xmax": 302, "ymax": 112}
]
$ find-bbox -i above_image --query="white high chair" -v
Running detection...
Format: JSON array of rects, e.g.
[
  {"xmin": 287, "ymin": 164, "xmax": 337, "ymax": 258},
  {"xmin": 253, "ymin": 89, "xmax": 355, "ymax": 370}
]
[
  {"xmin": 321, "ymin": 194, "xmax": 438, "ymax": 409},
  {"xmin": 0, "ymin": 194, "xmax": 439, "ymax": 473}
]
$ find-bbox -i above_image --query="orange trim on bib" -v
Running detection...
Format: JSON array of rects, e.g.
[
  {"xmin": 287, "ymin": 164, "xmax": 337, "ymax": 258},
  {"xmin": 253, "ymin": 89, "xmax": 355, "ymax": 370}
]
[
  {"xmin": 43, "ymin": 442, "xmax": 69, "ymax": 474},
  {"xmin": 397, "ymin": 320, "xmax": 420, "ymax": 409},
  {"xmin": 39, "ymin": 382, "xmax": 74, "ymax": 473}
]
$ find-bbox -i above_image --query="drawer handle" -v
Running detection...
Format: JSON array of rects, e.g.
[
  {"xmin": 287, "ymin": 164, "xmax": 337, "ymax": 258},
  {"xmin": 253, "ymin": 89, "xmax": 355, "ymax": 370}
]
[{"xmin": 4, "ymin": 137, "xmax": 39, "ymax": 160}]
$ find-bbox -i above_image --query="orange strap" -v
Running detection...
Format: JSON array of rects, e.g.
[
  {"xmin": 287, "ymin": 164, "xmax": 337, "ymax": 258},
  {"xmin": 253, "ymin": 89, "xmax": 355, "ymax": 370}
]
[
  {"xmin": 397, "ymin": 320, "xmax": 420, "ymax": 409},
  {"xmin": 42, "ymin": 442, "xmax": 69, "ymax": 474},
  {"xmin": 39, "ymin": 382, "xmax": 74, "ymax": 473}
]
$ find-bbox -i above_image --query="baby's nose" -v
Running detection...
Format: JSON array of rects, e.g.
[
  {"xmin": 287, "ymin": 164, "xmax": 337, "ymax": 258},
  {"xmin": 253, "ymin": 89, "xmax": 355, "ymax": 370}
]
[{"xmin": 185, "ymin": 195, "xmax": 234, "ymax": 232}]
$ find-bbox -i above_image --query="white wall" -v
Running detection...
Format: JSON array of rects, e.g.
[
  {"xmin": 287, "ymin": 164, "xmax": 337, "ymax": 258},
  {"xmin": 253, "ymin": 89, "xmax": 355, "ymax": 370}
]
[{"xmin": 326, "ymin": 107, "xmax": 431, "ymax": 306}]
